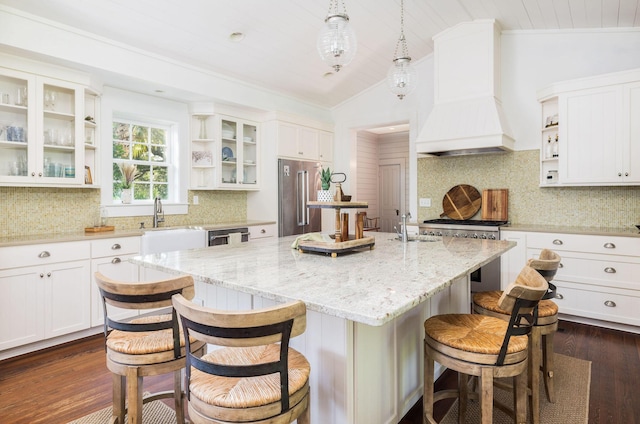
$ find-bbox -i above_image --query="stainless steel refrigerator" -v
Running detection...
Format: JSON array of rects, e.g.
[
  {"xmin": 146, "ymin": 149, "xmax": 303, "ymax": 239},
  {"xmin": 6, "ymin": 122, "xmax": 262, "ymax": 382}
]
[{"xmin": 278, "ymin": 159, "xmax": 322, "ymax": 237}]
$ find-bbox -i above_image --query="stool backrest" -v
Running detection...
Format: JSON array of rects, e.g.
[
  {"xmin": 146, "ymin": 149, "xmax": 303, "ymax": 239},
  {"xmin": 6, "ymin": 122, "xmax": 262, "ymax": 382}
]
[
  {"xmin": 172, "ymin": 294, "xmax": 307, "ymax": 413},
  {"xmin": 527, "ymin": 248, "xmax": 561, "ymax": 282},
  {"xmin": 94, "ymin": 272, "xmax": 195, "ymax": 358},
  {"xmin": 494, "ymin": 265, "xmax": 549, "ymax": 365}
]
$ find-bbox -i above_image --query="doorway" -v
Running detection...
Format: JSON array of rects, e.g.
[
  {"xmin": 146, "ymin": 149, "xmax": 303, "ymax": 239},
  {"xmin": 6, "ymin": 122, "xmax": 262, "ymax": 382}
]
[{"xmin": 378, "ymin": 159, "xmax": 405, "ymax": 232}]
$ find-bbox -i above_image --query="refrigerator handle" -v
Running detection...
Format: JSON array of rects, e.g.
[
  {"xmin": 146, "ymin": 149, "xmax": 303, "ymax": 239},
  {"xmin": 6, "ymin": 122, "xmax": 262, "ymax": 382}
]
[{"xmin": 297, "ymin": 170, "xmax": 306, "ymax": 226}]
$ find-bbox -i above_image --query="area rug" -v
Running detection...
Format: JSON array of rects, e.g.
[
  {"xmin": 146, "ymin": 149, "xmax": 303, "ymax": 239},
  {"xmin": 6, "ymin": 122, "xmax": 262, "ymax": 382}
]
[
  {"xmin": 440, "ymin": 353, "xmax": 591, "ymax": 424},
  {"xmin": 67, "ymin": 400, "xmax": 178, "ymax": 424}
]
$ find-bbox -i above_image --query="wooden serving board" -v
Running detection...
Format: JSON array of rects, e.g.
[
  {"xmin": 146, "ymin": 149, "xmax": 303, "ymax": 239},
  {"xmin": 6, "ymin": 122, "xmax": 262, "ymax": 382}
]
[
  {"xmin": 481, "ymin": 189, "xmax": 509, "ymax": 221},
  {"xmin": 440, "ymin": 184, "xmax": 481, "ymax": 220},
  {"xmin": 84, "ymin": 226, "xmax": 115, "ymax": 233},
  {"xmin": 298, "ymin": 236, "xmax": 375, "ymax": 258}
]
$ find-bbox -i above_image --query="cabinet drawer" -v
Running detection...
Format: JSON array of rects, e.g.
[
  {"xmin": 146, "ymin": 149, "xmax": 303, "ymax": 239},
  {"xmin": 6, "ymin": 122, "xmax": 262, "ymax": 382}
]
[
  {"xmin": 91, "ymin": 236, "xmax": 141, "ymax": 258},
  {"xmin": 248, "ymin": 224, "xmax": 276, "ymax": 240},
  {"xmin": 529, "ymin": 248, "xmax": 640, "ymax": 291},
  {"xmin": 527, "ymin": 232, "xmax": 638, "ymax": 257},
  {"xmin": 0, "ymin": 241, "xmax": 90, "ymax": 269},
  {"xmin": 554, "ymin": 281, "xmax": 640, "ymax": 327}
]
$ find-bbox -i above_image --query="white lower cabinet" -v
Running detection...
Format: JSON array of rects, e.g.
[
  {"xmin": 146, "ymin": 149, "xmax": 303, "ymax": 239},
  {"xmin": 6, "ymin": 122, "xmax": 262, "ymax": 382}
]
[
  {"xmin": 247, "ymin": 223, "xmax": 276, "ymax": 241},
  {"xmin": 501, "ymin": 229, "xmax": 640, "ymax": 332},
  {"xmin": 0, "ymin": 241, "xmax": 91, "ymax": 351},
  {"xmin": 90, "ymin": 236, "xmax": 141, "ymax": 327}
]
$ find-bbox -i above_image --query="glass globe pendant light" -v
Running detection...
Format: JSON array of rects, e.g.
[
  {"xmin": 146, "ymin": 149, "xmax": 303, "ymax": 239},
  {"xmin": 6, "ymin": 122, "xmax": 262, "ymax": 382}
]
[
  {"xmin": 387, "ymin": 0, "xmax": 416, "ymax": 99},
  {"xmin": 317, "ymin": 0, "xmax": 357, "ymax": 72}
]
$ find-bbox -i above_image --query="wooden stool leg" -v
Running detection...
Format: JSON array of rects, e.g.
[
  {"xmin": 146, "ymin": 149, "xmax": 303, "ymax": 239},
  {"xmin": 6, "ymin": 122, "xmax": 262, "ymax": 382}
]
[
  {"xmin": 479, "ymin": 367, "xmax": 493, "ymax": 424},
  {"xmin": 514, "ymin": 369, "xmax": 528, "ymax": 424},
  {"xmin": 173, "ymin": 370, "xmax": 185, "ymax": 424},
  {"xmin": 423, "ymin": 348, "xmax": 436, "ymax": 424},
  {"xmin": 543, "ymin": 331, "xmax": 556, "ymax": 403},
  {"xmin": 529, "ymin": 327, "xmax": 542, "ymax": 424},
  {"xmin": 112, "ymin": 374, "xmax": 125, "ymax": 424},
  {"xmin": 126, "ymin": 367, "xmax": 143, "ymax": 424},
  {"xmin": 458, "ymin": 373, "xmax": 469, "ymax": 424}
]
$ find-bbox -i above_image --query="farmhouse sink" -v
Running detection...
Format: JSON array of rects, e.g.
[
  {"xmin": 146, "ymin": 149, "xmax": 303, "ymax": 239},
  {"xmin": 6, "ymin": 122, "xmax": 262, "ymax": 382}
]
[{"xmin": 140, "ymin": 227, "xmax": 207, "ymax": 255}]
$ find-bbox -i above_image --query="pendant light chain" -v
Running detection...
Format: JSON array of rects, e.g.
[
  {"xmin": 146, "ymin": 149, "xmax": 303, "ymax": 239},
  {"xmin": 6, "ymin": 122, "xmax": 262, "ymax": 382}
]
[
  {"xmin": 393, "ymin": 0, "xmax": 410, "ymax": 60},
  {"xmin": 327, "ymin": 0, "xmax": 348, "ymax": 18}
]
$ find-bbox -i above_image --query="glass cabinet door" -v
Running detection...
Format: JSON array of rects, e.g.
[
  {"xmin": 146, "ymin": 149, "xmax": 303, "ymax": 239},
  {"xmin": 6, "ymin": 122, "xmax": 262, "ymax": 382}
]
[
  {"xmin": 219, "ymin": 116, "xmax": 259, "ymax": 189},
  {"xmin": 39, "ymin": 78, "xmax": 83, "ymax": 184},
  {"xmin": 0, "ymin": 70, "xmax": 33, "ymax": 182}
]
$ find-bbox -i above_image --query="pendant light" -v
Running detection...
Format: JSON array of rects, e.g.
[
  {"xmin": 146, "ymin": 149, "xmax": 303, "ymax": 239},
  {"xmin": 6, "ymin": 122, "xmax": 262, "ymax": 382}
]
[
  {"xmin": 387, "ymin": 0, "xmax": 416, "ymax": 99},
  {"xmin": 317, "ymin": 0, "xmax": 357, "ymax": 72}
]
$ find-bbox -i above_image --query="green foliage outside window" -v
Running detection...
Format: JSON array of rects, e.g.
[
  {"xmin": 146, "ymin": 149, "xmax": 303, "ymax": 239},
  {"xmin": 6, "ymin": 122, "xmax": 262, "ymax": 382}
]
[{"xmin": 112, "ymin": 120, "xmax": 170, "ymax": 202}]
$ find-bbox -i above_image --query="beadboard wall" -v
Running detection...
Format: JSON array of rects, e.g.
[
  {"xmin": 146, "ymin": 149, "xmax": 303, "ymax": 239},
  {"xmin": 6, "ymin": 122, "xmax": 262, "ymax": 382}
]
[
  {"xmin": 0, "ymin": 188, "xmax": 247, "ymax": 237},
  {"xmin": 417, "ymin": 150, "xmax": 640, "ymax": 229}
]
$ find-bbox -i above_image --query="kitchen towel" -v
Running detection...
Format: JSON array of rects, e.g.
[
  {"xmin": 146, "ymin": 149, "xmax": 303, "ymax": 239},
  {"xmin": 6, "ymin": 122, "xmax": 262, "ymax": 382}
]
[{"xmin": 291, "ymin": 233, "xmax": 332, "ymax": 249}]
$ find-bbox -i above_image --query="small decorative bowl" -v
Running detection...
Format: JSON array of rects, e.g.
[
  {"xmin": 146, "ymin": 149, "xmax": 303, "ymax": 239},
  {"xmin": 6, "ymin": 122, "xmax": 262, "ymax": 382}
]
[{"xmin": 342, "ymin": 195, "xmax": 352, "ymax": 202}]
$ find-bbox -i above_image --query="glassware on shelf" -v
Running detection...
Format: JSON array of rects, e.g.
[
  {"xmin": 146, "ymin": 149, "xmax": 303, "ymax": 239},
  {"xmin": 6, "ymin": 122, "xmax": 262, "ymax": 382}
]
[
  {"xmin": 15, "ymin": 87, "xmax": 27, "ymax": 107},
  {"xmin": 44, "ymin": 90, "xmax": 56, "ymax": 111},
  {"xmin": 552, "ymin": 134, "xmax": 559, "ymax": 158}
]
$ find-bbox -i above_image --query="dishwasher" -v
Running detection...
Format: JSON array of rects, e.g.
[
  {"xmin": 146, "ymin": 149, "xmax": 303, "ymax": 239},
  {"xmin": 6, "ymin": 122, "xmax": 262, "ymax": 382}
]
[{"xmin": 207, "ymin": 227, "xmax": 250, "ymax": 246}]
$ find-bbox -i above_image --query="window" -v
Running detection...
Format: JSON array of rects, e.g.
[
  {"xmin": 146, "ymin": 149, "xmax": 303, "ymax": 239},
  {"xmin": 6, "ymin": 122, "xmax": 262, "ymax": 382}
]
[{"xmin": 112, "ymin": 119, "xmax": 171, "ymax": 202}]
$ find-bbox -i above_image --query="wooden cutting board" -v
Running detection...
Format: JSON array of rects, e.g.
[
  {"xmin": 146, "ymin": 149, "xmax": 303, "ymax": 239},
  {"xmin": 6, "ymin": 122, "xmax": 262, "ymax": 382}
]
[
  {"xmin": 440, "ymin": 184, "xmax": 482, "ymax": 220},
  {"xmin": 481, "ymin": 189, "xmax": 509, "ymax": 221}
]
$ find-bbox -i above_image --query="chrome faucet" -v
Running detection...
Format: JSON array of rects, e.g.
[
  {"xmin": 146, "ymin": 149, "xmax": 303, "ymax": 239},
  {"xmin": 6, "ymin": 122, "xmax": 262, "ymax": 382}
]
[
  {"xmin": 395, "ymin": 212, "xmax": 411, "ymax": 242},
  {"xmin": 153, "ymin": 197, "xmax": 164, "ymax": 228}
]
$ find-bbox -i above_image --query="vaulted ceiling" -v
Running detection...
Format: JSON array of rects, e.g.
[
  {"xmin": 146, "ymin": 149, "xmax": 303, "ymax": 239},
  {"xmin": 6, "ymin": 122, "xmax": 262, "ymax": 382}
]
[{"xmin": 1, "ymin": 0, "xmax": 639, "ymax": 108}]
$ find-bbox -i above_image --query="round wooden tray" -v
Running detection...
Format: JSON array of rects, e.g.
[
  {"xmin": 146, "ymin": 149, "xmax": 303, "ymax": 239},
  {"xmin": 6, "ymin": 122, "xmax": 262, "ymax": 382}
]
[{"xmin": 440, "ymin": 184, "xmax": 481, "ymax": 220}]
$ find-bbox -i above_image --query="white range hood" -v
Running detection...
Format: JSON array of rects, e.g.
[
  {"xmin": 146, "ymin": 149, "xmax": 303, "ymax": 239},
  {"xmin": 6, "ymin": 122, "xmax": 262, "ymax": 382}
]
[{"xmin": 416, "ymin": 19, "xmax": 515, "ymax": 156}]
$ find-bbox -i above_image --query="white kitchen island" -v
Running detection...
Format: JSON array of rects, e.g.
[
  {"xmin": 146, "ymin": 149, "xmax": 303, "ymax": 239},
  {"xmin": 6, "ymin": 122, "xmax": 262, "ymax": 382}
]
[{"xmin": 131, "ymin": 232, "xmax": 514, "ymax": 424}]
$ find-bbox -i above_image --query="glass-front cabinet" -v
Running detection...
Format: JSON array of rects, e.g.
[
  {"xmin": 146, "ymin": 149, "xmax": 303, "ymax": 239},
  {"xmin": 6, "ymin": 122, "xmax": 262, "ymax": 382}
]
[
  {"xmin": 0, "ymin": 67, "xmax": 93, "ymax": 187},
  {"xmin": 219, "ymin": 115, "xmax": 259, "ymax": 189}
]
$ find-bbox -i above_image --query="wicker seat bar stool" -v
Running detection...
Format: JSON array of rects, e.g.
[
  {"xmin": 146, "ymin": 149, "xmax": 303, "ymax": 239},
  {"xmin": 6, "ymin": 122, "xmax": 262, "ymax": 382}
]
[
  {"xmin": 472, "ymin": 249, "xmax": 561, "ymax": 424},
  {"xmin": 95, "ymin": 272, "xmax": 206, "ymax": 424},
  {"xmin": 172, "ymin": 294, "xmax": 311, "ymax": 424},
  {"xmin": 423, "ymin": 265, "xmax": 549, "ymax": 424}
]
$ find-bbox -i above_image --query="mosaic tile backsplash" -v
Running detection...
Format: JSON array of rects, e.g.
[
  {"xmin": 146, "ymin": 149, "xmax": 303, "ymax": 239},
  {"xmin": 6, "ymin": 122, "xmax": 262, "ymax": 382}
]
[
  {"xmin": 0, "ymin": 188, "xmax": 247, "ymax": 237},
  {"xmin": 417, "ymin": 150, "xmax": 640, "ymax": 229}
]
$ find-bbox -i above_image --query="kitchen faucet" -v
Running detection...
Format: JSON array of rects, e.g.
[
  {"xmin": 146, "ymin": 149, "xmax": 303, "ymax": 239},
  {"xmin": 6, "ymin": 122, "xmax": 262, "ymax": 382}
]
[
  {"xmin": 153, "ymin": 197, "xmax": 164, "ymax": 228},
  {"xmin": 395, "ymin": 212, "xmax": 411, "ymax": 242}
]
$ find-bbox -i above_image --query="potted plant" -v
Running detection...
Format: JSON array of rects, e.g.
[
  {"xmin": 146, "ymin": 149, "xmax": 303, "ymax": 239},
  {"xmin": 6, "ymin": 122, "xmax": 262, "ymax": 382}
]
[
  {"xmin": 118, "ymin": 162, "xmax": 140, "ymax": 204},
  {"xmin": 318, "ymin": 167, "xmax": 333, "ymax": 202}
]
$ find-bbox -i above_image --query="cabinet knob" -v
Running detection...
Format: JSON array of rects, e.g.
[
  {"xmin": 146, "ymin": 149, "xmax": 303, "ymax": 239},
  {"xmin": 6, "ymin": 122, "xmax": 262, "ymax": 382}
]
[
  {"xmin": 111, "ymin": 257, "xmax": 122, "ymax": 264},
  {"xmin": 261, "ymin": 229, "xmax": 266, "ymax": 234},
  {"xmin": 604, "ymin": 300, "xmax": 616, "ymax": 308},
  {"xmin": 555, "ymin": 293, "xmax": 564, "ymax": 300},
  {"xmin": 32, "ymin": 172, "xmax": 36, "ymax": 177},
  {"xmin": 603, "ymin": 242, "xmax": 615, "ymax": 249},
  {"xmin": 552, "ymin": 239, "xmax": 563, "ymax": 245},
  {"xmin": 618, "ymin": 172, "xmax": 622, "ymax": 177},
  {"xmin": 604, "ymin": 267, "xmax": 616, "ymax": 274},
  {"xmin": 40, "ymin": 273, "xmax": 44, "ymax": 278},
  {"xmin": 38, "ymin": 251, "xmax": 51, "ymax": 258},
  {"xmin": 111, "ymin": 243, "xmax": 122, "ymax": 250},
  {"xmin": 625, "ymin": 172, "xmax": 629, "ymax": 177},
  {"xmin": 298, "ymin": 151, "xmax": 303, "ymax": 155},
  {"xmin": 47, "ymin": 272, "xmax": 51, "ymax": 277},
  {"xmin": 558, "ymin": 262, "xmax": 564, "ymax": 268}
]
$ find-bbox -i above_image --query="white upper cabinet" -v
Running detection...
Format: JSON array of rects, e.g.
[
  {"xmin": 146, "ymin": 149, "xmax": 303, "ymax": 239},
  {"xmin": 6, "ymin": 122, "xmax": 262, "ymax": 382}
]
[
  {"xmin": 0, "ymin": 66, "xmax": 98, "ymax": 187},
  {"xmin": 538, "ymin": 68, "xmax": 640, "ymax": 186},
  {"xmin": 277, "ymin": 121, "xmax": 333, "ymax": 163}
]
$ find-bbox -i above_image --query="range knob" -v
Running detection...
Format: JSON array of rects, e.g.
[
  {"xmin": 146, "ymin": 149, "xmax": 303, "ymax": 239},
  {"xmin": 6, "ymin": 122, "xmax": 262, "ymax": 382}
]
[
  {"xmin": 471, "ymin": 233, "xmax": 479, "ymax": 239},
  {"xmin": 436, "ymin": 231, "xmax": 443, "ymax": 236},
  {"xmin": 489, "ymin": 234, "xmax": 497, "ymax": 240},
  {"xmin": 453, "ymin": 233, "xmax": 460, "ymax": 238},
  {"xmin": 480, "ymin": 234, "xmax": 487, "ymax": 239}
]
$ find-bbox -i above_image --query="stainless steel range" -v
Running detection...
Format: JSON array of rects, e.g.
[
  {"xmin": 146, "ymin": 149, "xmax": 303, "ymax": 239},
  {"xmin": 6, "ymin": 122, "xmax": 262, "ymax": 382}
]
[{"xmin": 422, "ymin": 219, "xmax": 508, "ymax": 292}]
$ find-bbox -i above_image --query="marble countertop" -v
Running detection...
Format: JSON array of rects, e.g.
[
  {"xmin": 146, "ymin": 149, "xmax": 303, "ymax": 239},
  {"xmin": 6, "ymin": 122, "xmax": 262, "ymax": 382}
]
[
  {"xmin": 131, "ymin": 232, "xmax": 515, "ymax": 327},
  {"xmin": 0, "ymin": 220, "xmax": 276, "ymax": 247}
]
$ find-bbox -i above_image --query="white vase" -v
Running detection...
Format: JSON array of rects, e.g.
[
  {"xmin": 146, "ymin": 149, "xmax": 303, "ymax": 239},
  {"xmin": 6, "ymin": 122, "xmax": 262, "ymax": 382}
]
[
  {"xmin": 317, "ymin": 190, "xmax": 333, "ymax": 202},
  {"xmin": 121, "ymin": 188, "xmax": 132, "ymax": 204}
]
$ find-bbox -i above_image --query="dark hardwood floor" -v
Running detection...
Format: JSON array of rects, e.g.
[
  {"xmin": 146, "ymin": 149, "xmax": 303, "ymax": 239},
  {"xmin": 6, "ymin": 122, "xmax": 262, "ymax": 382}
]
[{"xmin": 0, "ymin": 320, "xmax": 638, "ymax": 423}]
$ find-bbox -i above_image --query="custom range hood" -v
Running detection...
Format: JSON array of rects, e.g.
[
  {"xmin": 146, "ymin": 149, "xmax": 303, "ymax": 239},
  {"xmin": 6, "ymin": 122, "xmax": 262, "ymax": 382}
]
[{"xmin": 416, "ymin": 19, "xmax": 515, "ymax": 156}]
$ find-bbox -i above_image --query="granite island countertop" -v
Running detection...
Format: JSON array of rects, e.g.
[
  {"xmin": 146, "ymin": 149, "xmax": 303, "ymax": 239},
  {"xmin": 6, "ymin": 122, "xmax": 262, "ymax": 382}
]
[{"xmin": 131, "ymin": 232, "xmax": 515, "ymax": 327}]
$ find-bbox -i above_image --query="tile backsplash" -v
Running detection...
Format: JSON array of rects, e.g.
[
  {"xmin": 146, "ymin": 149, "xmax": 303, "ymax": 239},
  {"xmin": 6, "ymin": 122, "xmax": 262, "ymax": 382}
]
[
  {"xmin": 0, "ymin": 188, "xmax": 247, "ymax": 237},
  {"xmin": 417, "ymin": 150, "xmax": 640, "ymax": 229}
]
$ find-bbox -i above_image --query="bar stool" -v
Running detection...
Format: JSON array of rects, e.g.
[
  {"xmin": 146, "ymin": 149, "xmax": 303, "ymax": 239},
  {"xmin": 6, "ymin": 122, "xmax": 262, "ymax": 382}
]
[
  {"xmin": 172, "ymin": 295, "xmax": 311, "ymax": 424},
  {"xmin": 95, "ymin": 272, "xmax": 206, "ymax": 424},
  {"xmin": 472, "ymin": 249, "xmax": 561, "ymax": 424},
  {"xmin": 424, "ymin": 265, "xmax": 549, "ymax": 424}
]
